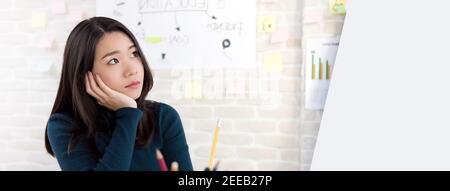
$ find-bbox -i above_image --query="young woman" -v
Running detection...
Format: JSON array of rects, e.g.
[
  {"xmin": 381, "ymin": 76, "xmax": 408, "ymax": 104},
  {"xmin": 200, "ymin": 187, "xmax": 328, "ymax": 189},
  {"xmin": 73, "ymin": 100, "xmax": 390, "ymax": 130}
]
[{"xmin": 45, "ymin": 17, "xmax": 193, "ymax": 171}]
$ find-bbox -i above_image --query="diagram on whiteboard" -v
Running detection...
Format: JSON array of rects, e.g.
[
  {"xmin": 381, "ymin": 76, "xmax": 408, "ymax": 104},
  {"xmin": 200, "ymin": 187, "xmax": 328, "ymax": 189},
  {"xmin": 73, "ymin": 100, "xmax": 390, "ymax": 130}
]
[
  {"xmin": 305, "ymin": 38, "xmax": 339, "ymax": 109},
  {"xmin": 96, "ymin": 0, "xmax": 256, "ymax": 69}
]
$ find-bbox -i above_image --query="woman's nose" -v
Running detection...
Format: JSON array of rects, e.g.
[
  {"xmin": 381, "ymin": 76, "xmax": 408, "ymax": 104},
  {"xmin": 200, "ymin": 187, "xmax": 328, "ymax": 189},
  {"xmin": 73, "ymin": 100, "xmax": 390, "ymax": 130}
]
[
  {"xmin": 125, "ymin": 63, "xmax": 138, "ymax": 77},
  {"xmin": 126, "ymin": 69, "xmax": 138, "ymax": 77}
]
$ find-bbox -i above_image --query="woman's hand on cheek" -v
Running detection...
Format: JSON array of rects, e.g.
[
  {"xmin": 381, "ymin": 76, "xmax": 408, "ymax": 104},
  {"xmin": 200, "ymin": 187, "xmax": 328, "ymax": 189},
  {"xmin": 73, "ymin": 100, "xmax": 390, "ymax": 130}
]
[{"xmin": 85, "ymin": 71, "xmax": 137, "ymax": 111}]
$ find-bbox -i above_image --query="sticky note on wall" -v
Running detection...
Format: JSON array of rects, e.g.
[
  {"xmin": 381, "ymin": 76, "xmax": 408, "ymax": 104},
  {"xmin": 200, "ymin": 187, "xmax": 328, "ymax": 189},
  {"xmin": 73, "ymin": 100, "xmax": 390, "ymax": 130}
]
[
  {"xmin": 50, "ymin": 0, "xmax": 67, "ymax": 14},
  {"xmin": 271, "ymin": 28, "xmax": 290, "ymax": 43},
  {"xmin": 258, "ymin": 16, "xmax": 276, "ymax": 33},
  {"xmin": 329, "ymin": 0, "xmax": 347, "ymax": 15},
  {"xmin": 263, "ymin": 52, "xmax": 284, "ymax": 73},
  {"xmin": 68, "ymin": 11, "xmax": 86, "ymax": 22},
  {"xmin": 31, "ymin": 12, "xmax": 47, "ymax": 29},
  {"xmin": 226, "ymin": 80, "xmax": 246, "ymax": 97},
  {"xmin": 261, "ymin": 0, "xmax": 277, "ymax": 3},
  {"xmin": 185, "ymin": 80, "xmax": 203, "ymax": 99},
  {"xmin": 37, "ymin": 35, "xmax": 55, "ymax": 49}
]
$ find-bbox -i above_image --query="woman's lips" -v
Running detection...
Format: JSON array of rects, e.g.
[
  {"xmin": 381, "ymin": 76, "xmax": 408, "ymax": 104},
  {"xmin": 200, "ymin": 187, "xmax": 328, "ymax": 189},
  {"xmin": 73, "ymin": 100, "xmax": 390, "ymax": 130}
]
[{"xmin": 125, "ymin": 80, "xmax": 141, "ymax": 89}]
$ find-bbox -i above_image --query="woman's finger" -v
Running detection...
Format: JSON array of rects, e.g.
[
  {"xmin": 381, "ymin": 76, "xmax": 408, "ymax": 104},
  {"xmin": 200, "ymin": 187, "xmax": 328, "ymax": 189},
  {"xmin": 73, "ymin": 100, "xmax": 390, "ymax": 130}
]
[
  {"xmin": 88, "ymin": 71, "xmax": 108, "ymax": 100},
  {"xmin": 85, "ymin": 74, "xmax": 97, "ymax": 98},
  {"xmin": 85, "ymin": 73, "xmax": 104, "ymax": 102},
  {"xmin": 94, "ymin": 73, "xmax": 116, "ymax": 96},
  {"xmin": 86, "ymin": 76, "xmax": 104, "ymax": 103}
]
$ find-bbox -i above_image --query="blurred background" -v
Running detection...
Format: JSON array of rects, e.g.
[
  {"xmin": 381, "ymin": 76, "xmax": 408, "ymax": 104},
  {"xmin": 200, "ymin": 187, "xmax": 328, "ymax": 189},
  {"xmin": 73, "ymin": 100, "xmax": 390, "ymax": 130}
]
[{"xmin": 0, "ymin": 0, "xmax": 345, "ymax": 170}]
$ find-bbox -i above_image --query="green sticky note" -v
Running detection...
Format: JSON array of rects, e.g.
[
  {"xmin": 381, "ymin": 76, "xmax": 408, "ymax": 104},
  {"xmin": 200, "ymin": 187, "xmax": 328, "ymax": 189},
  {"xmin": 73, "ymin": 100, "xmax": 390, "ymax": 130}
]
[{"xmin": 329, "ymin": 0, "xmax": 347, "ymax": 15}]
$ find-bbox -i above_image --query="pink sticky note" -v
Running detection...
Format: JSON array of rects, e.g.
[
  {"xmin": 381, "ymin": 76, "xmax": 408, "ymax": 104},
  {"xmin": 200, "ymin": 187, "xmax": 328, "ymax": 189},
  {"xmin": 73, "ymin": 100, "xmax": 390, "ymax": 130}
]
[
  {"xmin": 68, "ymin": 11, "xmax": 86, "ymax": 22},
  {"xmin": 234, "ymin": 80, "xmax": 246, "ymax": 96},
  {"xmin": 37, "ymin": 35, "xmax": 55, "ymax": 49},
  {"xmin": 226, "ymin": 80, "xmax": 246, "ymax": 97},
  {"xmin": 50, "ymin": 0, "xmax": 66, "ymax": 14},
  {"xmin": 271, "ymin": 28, "xmax": 290, "ymax": 43},
  {"xmin": 225, "ymin": 80, "xmax": 235, "ymax": 96},
  {"xmin": 303, "ymin": 10, "xmax": 324, "ymax": 23},
  {"xmin": 261, "ymin": 0, "xmax": 277, "ymax": 3}
]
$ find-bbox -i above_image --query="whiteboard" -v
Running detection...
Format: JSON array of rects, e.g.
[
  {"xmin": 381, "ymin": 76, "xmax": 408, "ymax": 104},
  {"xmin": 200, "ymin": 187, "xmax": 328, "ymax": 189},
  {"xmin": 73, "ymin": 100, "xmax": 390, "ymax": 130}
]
[{"xmin": 96, "ymin": 0, "xmax": 256, "ymax": 69}]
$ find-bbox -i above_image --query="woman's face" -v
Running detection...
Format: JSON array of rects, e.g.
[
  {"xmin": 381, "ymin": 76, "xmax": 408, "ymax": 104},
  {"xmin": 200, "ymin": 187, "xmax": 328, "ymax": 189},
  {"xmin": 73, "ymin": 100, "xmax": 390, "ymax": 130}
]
[{"xmin": 92, "ymin": 31, "xmax": 144, "ymax": 100}]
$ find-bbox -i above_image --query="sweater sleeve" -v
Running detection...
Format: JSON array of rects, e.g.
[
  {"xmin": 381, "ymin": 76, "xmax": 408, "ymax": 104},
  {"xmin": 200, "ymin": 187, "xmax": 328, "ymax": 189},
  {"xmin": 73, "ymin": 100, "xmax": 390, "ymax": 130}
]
[
  {"xmin": 159, "ymin": 103, "xmax": 193, "ymax": 171},
  {"xmin": 47, "ymin": 107, "xmax": 143, "ymax": 171}
]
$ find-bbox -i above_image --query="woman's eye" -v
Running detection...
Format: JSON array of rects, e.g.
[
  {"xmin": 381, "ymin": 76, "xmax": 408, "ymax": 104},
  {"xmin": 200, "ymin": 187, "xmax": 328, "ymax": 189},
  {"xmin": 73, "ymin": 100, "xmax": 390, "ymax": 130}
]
[
  {"xmin": 108, "ymin": 58, "xmax": 119, "ymax": 65},
  {"xmin": 131, "ymin": 51, "xmax": 140, "ymax": 58}
]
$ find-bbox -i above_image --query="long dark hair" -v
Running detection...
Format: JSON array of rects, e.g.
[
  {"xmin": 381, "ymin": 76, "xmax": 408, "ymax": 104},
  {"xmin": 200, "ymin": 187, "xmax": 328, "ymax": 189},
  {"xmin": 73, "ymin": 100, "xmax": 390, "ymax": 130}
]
[{"xmin": 45, "ymin": 17, "xmax": 157, "ymax": 159}]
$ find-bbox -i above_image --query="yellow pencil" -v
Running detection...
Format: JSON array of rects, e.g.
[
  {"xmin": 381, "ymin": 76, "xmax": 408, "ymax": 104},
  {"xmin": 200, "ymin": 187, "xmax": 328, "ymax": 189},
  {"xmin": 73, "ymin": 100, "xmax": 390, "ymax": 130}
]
[{"xmin": 208, "ymin": 119, "xmax": 221, "ymax": 170}]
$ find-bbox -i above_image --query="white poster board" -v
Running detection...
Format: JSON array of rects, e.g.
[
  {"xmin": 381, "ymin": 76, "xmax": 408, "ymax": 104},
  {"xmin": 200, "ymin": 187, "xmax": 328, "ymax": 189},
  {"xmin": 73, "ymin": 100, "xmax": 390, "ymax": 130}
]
[
  {"xmin": 96, "ymin": 0, "xmax": 256, "ymax": 69},
  {"xmin": 305, "ymin": 37, "xmax": 339, "ymax": 109}
]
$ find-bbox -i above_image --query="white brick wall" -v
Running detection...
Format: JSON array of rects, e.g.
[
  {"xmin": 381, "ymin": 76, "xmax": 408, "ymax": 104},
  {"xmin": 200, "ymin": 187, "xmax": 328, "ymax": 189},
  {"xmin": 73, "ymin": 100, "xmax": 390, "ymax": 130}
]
[{"xmin": 0, "ymin": 0, "xmax": 344, "ymax": 171}]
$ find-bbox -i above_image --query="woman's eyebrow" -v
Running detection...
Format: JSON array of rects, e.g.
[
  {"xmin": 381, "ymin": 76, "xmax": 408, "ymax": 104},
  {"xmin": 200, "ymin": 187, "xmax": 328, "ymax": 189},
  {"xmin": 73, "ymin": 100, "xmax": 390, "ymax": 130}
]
[
  {"xmin": 101, "ymin": 45, "xmax": 136, "ymax": 59},
  {"xmin": 101, "ymin": 50, "xmax": 120, "ymax": 59}
]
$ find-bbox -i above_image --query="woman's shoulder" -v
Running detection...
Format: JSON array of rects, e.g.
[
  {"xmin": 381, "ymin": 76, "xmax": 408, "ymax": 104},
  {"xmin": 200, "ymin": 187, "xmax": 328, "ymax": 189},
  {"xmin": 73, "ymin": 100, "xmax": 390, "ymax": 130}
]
[
  {"xmin": 47, "ymin": 112, "xmax": 79, "ymax": 134},
  {"xmin": 145, "ymin": 101, "xmax": 185, "ymax": 141},
  {"xmin": 143, "ymin": 100, "xmax": 180, "ymax": 118},
  {"xmin": 48, "ymin": 112, "xmax": 74, "ymax": 125},
  {"xmin": 46, "ymin": 112, "xmax": 80, "ymax": 140}
]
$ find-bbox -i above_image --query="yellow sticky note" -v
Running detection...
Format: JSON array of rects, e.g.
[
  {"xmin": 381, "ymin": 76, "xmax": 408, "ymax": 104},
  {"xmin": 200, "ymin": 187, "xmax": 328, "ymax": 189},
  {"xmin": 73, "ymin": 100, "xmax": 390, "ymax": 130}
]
[
  {"xmin": 32, "ymin": 12, "xmax": 47, "ymax": 29},
  {"xmin": 263, "ymin": 52, "xmax": 283, "ymax": 73},
  {"xmin": 329, "ymin": 0, "xmax": 347, "ymax": 15},
  {"xmin": 192, "ymin": 80, "xmax": 202, "ymax": 99},
  {"xmin": 185, "ymin": 80, "xmax": 203, "ymax": 99},
  {"xmin": 145, "ymin": 36, "xmax": 164, "ymax": 44},
  {"xmin": 184, "ymin": 82, "xmax": 192, "ymax": 99},
  {"xmin": 258, "ymin": 16, "xmax": 276, "ymax": 33}
]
